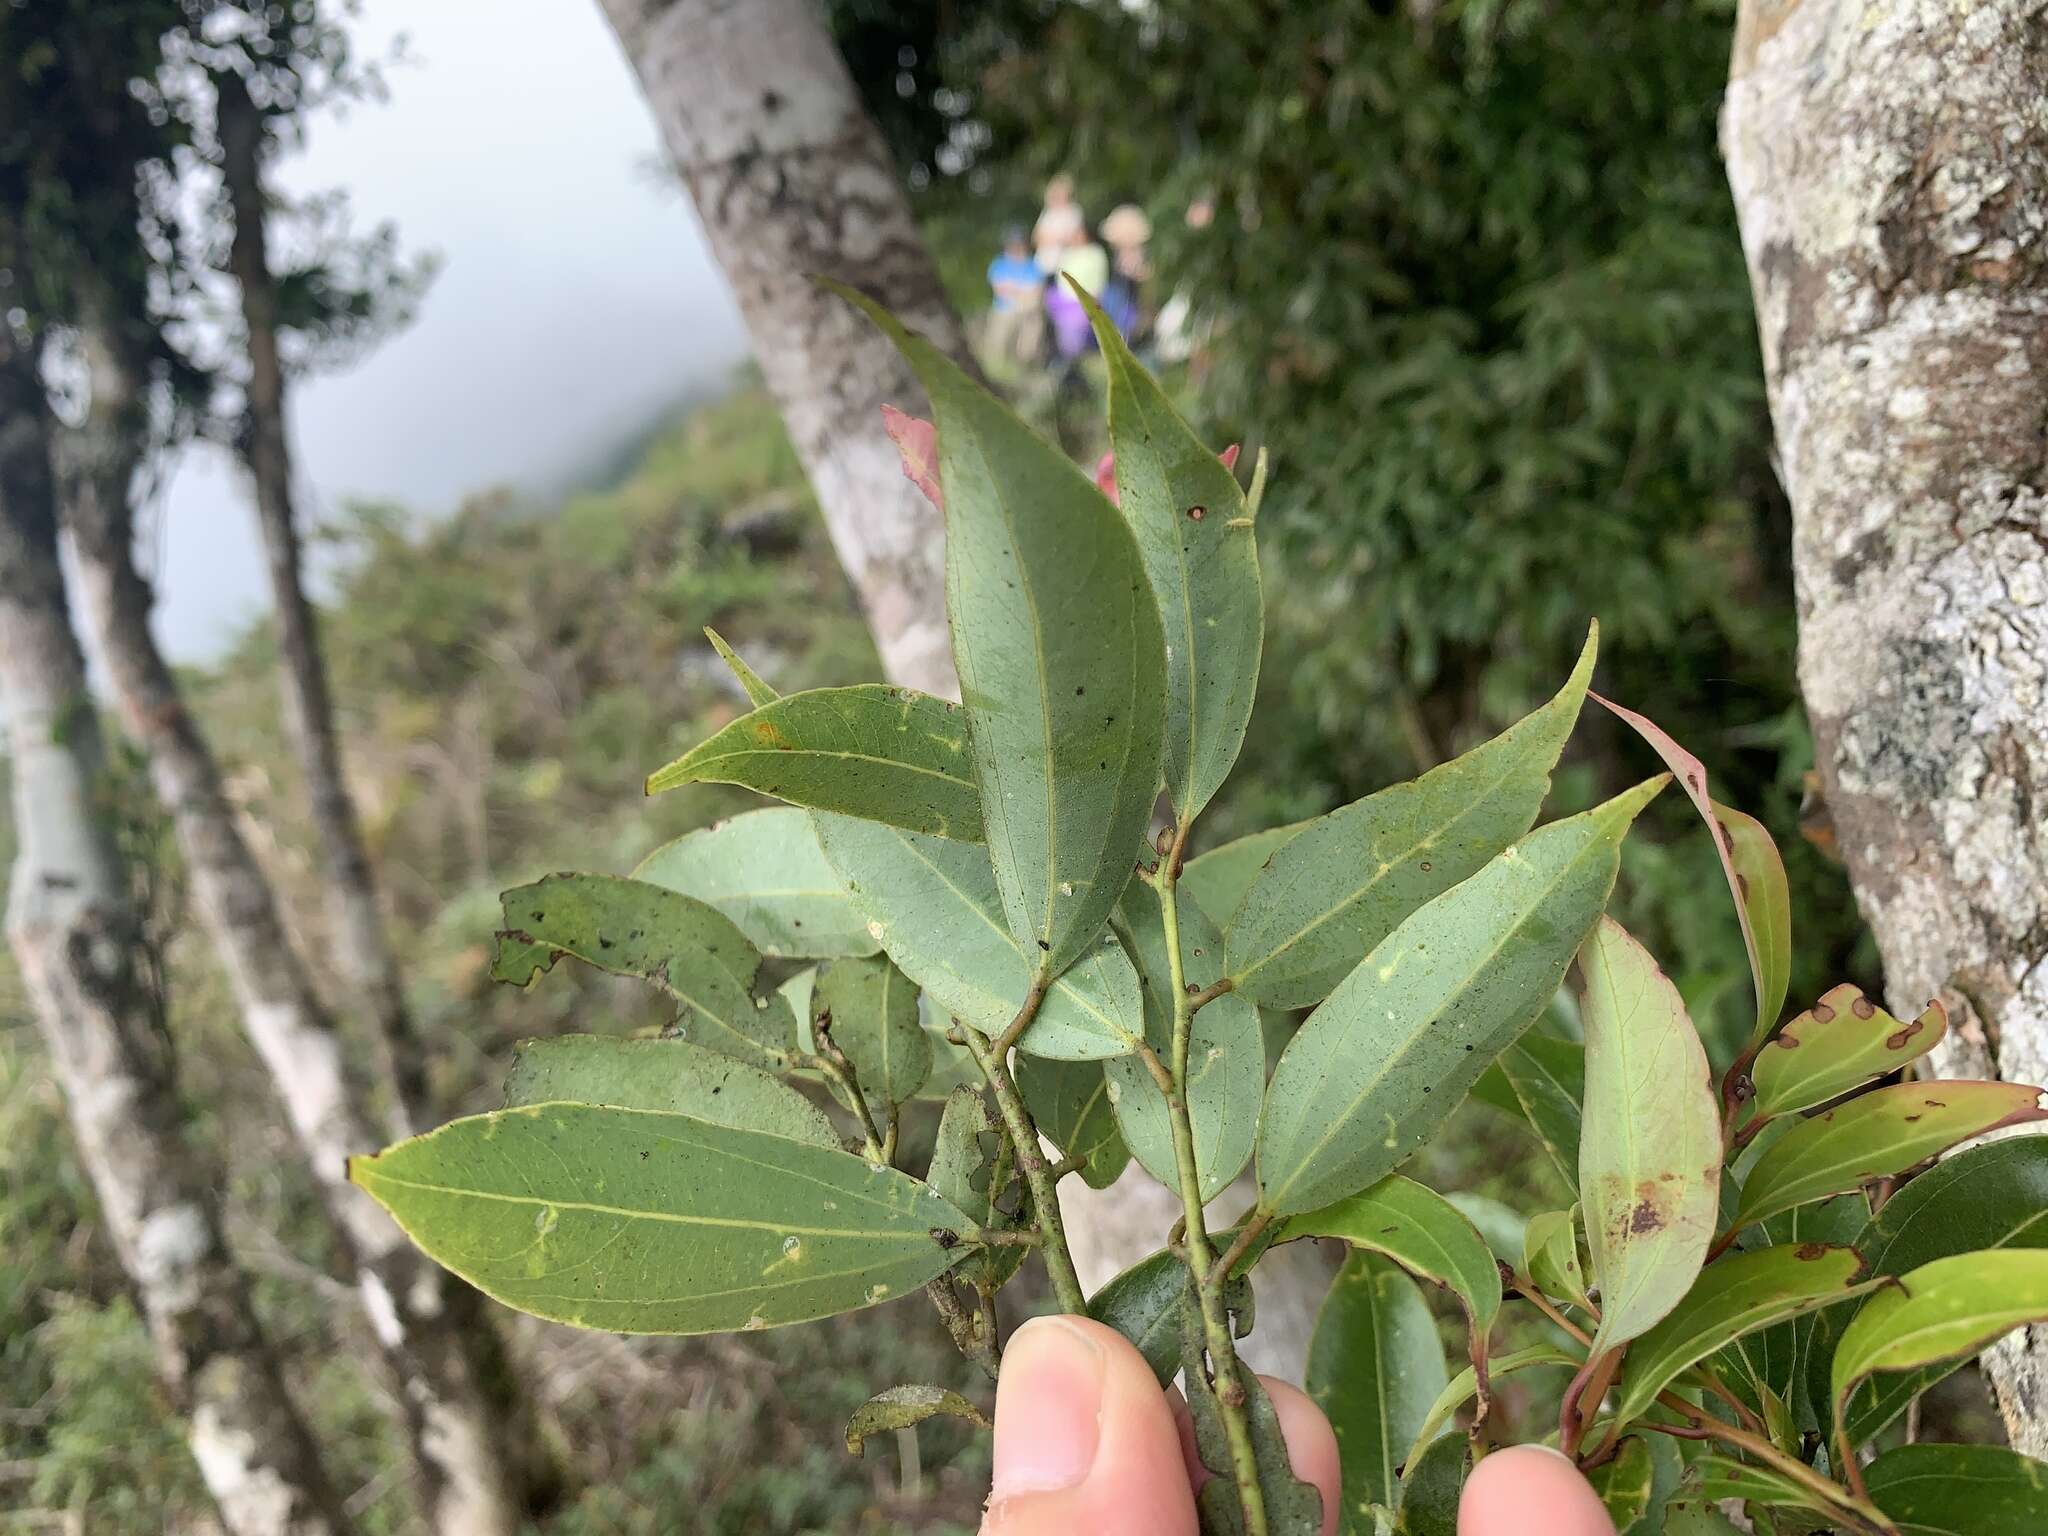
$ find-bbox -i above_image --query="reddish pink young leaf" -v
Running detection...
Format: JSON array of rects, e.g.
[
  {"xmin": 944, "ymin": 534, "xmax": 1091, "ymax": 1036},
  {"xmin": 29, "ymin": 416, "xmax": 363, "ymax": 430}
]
[
  {"xmin": 1219, "ymin": 443, "xmax": 1241, "ymax": 471},
  {"xmin": 1592, "ymin": 693, "xmax": 1791, "ymax": 1048},
  {"xmin": 881, "ymin": 404, "xmax": 942, "ymax": 511}
]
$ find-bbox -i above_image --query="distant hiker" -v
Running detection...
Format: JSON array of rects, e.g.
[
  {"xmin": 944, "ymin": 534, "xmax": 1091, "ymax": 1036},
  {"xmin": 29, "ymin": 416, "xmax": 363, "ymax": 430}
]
[
  {"xmin": 985, "ymin": 227, "xmax": 1046, "ymax": 367},
  {"xmin": 1046, "ymin": 224, "xmax": 1110, "ymax": 360},
  {"xmin": 1033, "ymin": 173, "xmax": 1085, "ymax": 272}
]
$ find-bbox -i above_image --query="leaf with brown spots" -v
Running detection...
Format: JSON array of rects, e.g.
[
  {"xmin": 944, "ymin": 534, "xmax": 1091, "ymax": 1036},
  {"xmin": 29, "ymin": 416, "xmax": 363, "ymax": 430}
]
[
  {"xmin": 1733, "ymin": 1080, "xmax": 2048, "ymax": 1232},
  {"xmin": 1746, "ymin": 984, "xmax": 1947, "ymax": 1121},
  {"xmin": 1577, "ymin": 916, "xmax": 1722, "ymax": 1349}
]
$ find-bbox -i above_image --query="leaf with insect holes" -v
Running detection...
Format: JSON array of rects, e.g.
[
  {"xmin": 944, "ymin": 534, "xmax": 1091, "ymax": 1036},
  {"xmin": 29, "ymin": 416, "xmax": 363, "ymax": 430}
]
[
  {"xmin": 646, "ymin": 685, "xmax": 981, "ymax": 841},
  {"xmin": 1832, "ymin": 1250, "xmax": 2048, "ymax": 1431},
  {"xmin": 1746, "ymin": 985, "xmax": 1946, "ymax": 1120},
  {"xmin": 1866, "ymin": 1444, "xmax": 2048, "ymax": 1535},
  {"xmin": 845, "ymin": 1384, "xmax": 989, "ymax": 1457},
  {"xmin": 635, "ymin": 808, "xmax": 879, "ymax": 960},
  {"xmin": 813, "ymin": 954, "xmax": 929, "ymax": 1108},
  {"xmin": 1181, "ymin": 1291, "xmax": 1326, "ymax": 1535},
  {"xmin": 1592, "ymin": 695, "xmax": 1791, "ymax": 1047},
  {"xmin": 1308, "ymin": 1252, "xmax": 1449, "ymax": 1517},
  {"xmin": 349, "ymin": 1104, "xmax": 972, "ymax": 1333},
  {"xmin": 1280, "ymin": 1175, "xmax": 1503, "ymax": 1342},
  {"xmin": 1403, "ymin": 1346, "xmax": 1579, "ymax": 1476},
  {"xmin": 1227, "ymin": 627, "xmax": 1597, "ymax": 1010},
  {"xmin": 1577, "ymin": 917, "xmax": 1721, "ymax": 1351},
  {"xmin": 492, "ymin": 874, "xmax": 797, "ymax": 1068},
  {"xmin": 1732, "ymin": 1080, "xmax": 2048, "ymax": 1232},
  {"xmin": 1608, "ymin": 1243, "xmax": 1873, "ymax": 1426},
  {"xmin": 1472, "ymin": 1029, "xmax": 1585, "ymax": 1193},
  {"xmin": 841, "ymin": 285, "xmax": 1165, "ymax": 978},
  {"xmin": 927, "ymin": 1086, "xmax": 1026, "ymax": 1291},
  {"xmin": 813, "ymin": 815, "xmax": 1143, "ymax": 1059},
  {"xmin": 1080, "ymin": 283, "xmax": 1263, "ymax": 825},
  {"xmin": 1256, "ymin": 778, "xmax": 1664, "ymax": 1219},
  {"xmin": 1015, "ymin": 1056, "xmax": 1129, "ymax": 1189},
  {"xmin": 1182, "ymin": 822, "xmax": 1306, "ymax": 930},
  {"xmin": 503, "ymin": 1035, "xmax": 837, "ymax": 1148},
  {"xmin": 702, "ymin": 626, "xmax": 778, "ymax": 707}
]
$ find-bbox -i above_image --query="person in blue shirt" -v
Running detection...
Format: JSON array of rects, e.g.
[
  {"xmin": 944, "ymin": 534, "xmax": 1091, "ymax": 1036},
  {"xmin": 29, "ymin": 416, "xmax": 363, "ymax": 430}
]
[{"xmin": 985, "ymin": 227, "xmax": 1046, "ymax": 368}]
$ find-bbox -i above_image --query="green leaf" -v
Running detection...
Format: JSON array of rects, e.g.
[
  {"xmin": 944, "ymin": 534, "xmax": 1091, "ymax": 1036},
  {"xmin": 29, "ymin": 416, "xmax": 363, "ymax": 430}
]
[
  {"xmin": 1865, "ymin": 1444, "xmax": 2048, "ymax": 1535},
  {"xmin": 1578, "ymin": 916, "xmax": 1721, "ymax": 1350},
  {"xmin": 1402, "ymin": 1345, "xmax": 1579, "ymax": 1476},
  {"xmin": 1015, "ymin": 1055, "xmax": 1129, "ymax": 1189},
  {"xmin": 927, "ymin": 1086, "xmax": 1026, "ymax": 1292},
  {"xmin": 1183, "ymin": 822, "xmax": 1306, "ymax": 931},
  {"xmin": 1524, "ymin": 1207, "xmax": 1594, "ymax": 1312},
  {"xmin": 349, "ymin": 1103, "xmax": 971, "ymax": 1333},
  {"xmin": 1281, "ymin": 1175, "xmax": 1503, "ymax": 1338},
  {"xmin": 845, "ymin": 1384, "xmax": 989, "ymax": 1457},
  {"xmin": 1108, "ymin": 880, "xmax": 1262, "ymax": 1202},
  {"xmin": 1081, "ymin": 284, "xmax": 1262, "ymax": 824},
  {"xmin": 634, "ymin": 808, "xmax": 879, "ymax": 960},
  {"xmin": 1181, "ymin": 1291, "xmax": 1326, "ymax": 1536},
  {"xmin": 1394, "ymin": 1433, "xmax": 1468, "ymax": 1536},
  {"xmin": 1662, "ymin": 1499, "xmax": 1745, "ymax": 1535},
  {"xmin": 1086, "ymin": 1248, "xmax": 1188, "ymax": 1385},
  {"xmin": 1832, "ymin": 1250, "xmax": 2048, "ymax": 1428},
  {"xmin": 645, "ymin": 685, "xmax": 980, "ymax": 841},
  {"xmin": 493, "ymin": 874, "xmax": 797, "ymax": 1068},
  {"xmin": 1256, "ymin": 777, "xmax": 1665, "ymax": 1219},
  {"xmin": 843, "ymin": 285, "xmax": 1166, "ymax": 976},
  {"xmin": 1710, "ymin": 1198, "xmax": 1866, "ymax": 1434},
  {"xmin": 1473, "ymin": 1031, "xmax": 1585, "ymax": 1193},
  {"xmin": 1732, "ymin": 1080, "xmax": 2048, "ymax": 1232},
  {"xmin": 1226, "ymin": 627, "xmax": 1596, "ymax": 1010},
  {"xmin": 503, "ymin": 1035, "xmax": 838, "ymax": 1148},
  {"xmin": 1587, "ymin": 1437, "xmax": 1656, "ymax": 1530},
  {"xmin": 1610, "ymin": 1244, "xmax": 1872, "ymax": 1425},
  {"xmin": 1443, "ymin": 1191, "xmax": 1528, "ymax": 1267},
  {"xmin": 703, "ymin": 625, "xmax": 779, "ymax": 707},
  {"xmin": 1745, "ymin": 985, "xmax": 1946, "ymax": 1121},
  {"xmin": 1833, "ymin": 1137, "xmax": 2048, "ymax": 1440},
  {"xmin": 1681, "ymin": 1454, "xmax": 1834, "ymax": 1516},
  {"xmin": 813, "ymin": 816, "xmax": 1144, "ymax": 1059},
  {"xmin": 1309, "ymin": 1252, "xmax": 1450, "ymax": 1519},
  {"xmin": 1592, "ymin": 695, "xmax": 1791, "ymax": 1045},
  {"xmin": 813, "ymin": 954, "xmax": 929, "ymax": 1108}
]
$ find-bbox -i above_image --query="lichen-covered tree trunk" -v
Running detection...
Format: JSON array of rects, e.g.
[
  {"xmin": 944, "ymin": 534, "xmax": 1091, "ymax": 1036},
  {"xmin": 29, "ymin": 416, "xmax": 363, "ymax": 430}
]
[
  {"xmin": 62, "ymin": 318, "xmax": 532, "ymax": 1536},
  {"xmin": 594, "ymin": 0, "xmax": 961, "ymax": 698},
  {"xmin": 0, "ymin": 324, "xmax": 353, "ymax": 1536},
  {"xmin": 1723, "ymin": 0, "xmax": 2048, "ymax": 1454}
]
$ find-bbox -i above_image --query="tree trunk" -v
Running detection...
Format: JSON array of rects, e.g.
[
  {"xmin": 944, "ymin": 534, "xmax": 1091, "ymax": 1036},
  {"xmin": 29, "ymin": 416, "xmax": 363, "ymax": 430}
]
[
  {"xmin": 60, "ymin": 314, "xmax": 533, "ymax": 1536},
  {"xmin": 1723, "ymin": 0, "xmax": 2048, "ymax": 1454},
  {"xmin": 1, "ymin": 323, "xmax": 354, "ymax": 1536},
  {"xmin": 595, "ymin": 0, "xmax": 961, "ymax": 698}
]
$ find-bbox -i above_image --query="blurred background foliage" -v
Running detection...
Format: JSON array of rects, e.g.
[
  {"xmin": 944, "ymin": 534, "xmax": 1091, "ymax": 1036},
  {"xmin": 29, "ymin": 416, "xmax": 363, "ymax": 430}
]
[{"xmin": 0, "ymin": 0, "xmax": 1909, "ymax": 1528}]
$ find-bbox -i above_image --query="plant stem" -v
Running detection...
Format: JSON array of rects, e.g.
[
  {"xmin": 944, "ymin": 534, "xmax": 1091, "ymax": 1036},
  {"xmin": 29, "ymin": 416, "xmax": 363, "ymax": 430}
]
[
  {"xmin": 1158, "ymin": 835, "xmax": 1270, "ymax": 1536},
  {"xmin": 958, "ymin": 1023, "xmax": 1088, "ymax": 1315},
  {"xmin": 1186, "ymin": 976, "xmax": 1235, "ymax": 1014},
  {"xmin": 1209, "ymin": 1210, "xmax": 1274, "ymax": 1290},
  {"xmin": 806, "ymin": 1048, "xmax": 886, "ymax": 1163}
]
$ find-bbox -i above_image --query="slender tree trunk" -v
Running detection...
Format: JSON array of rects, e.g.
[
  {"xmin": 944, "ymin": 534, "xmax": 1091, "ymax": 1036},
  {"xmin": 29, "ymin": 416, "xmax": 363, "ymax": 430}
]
[
  {"xmin": 1723, "ymin": 0, "xmax": 2048, "ymax": 1454},
  {"xmin": 60, "ymin": 314, "xmax": 531, "ymax": 1536},
  {"xmin": 0, "ymin": 324, "xmax": 354, "ymax": 1536},
  {"xmin": 595, "ymin": 0, "xmax": 961, "ymax": 697}
]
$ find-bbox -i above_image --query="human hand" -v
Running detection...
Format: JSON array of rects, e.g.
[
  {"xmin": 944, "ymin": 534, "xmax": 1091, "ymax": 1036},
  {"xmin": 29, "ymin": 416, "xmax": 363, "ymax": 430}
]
[{"xmin": 980, "ymin": 1316, "xmax": 1615, "ymax": 1536}]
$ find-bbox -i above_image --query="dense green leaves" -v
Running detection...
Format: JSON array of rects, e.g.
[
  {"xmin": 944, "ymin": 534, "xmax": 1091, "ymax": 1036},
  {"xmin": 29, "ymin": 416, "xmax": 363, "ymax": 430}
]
[
  {"xmin": 1015, "ymin": 1055, "xmax": 1128, "ymax": 1189},
  {"xmin": 1182, "ymin": 823, "xmax": 1304, "ymax": 929},
  {"xmin": 1403, "ymin": 1346, "xmax": 1579, "ymax": 1475},
  {"xmin": 493, "ymin": 874, "xmax": 797, "ymax": 1068},
  {"xmin": 844, "ymin": 1385, "xmax": 989, "ymax": 1457},
  {"xmin": 1082, "ymin": 284, "xmax": 1262, "ymax": 824},
  {"xmin": 1577, "ymin": 917, "xmax": 1720, "ymax": 1350},
  {"xmin": 847, "ymin": 287, "xmax": 1166, "ymax": 976},
  {"xmin": 646, "ymin": 685, "xmax": 981, "ymax": 839},
  {"xmin": 1733, "ymin": 1080, "xmax": 2048, "ymax": 1231},
  {"xmin": 503, "ymin": 1035, "xmax": 837, "ymax": 1148},
  {"xmin": 1609, "ymin": 1244, "xmax": 1870, "ymax": 1425},
  {"xmin": 1257, "ymin": 777, "xmax": 1663, "ymax": 1217},
  {"xmin": 634, "ymin": 808, "xmax": 878, "ymax": 959},
  {"xmin": 350, "ymin": 1104, "xmax": 971, "ymax": 1333},
  {"xmin": 813, "ymin": 954, "xmax": 929, "ymax": 1108},
  {"xmin": 1745, "ymin": 986, "xmax": 1945, "ymax": 1121},
  {"xmin": 1226, "ymin": 629, "xmax": 1595, "ymax": 1009},
  {"xmin": 814, "ymin": 816, "xmax": 1144, "ymax": 1059},
  {"xmin": 1832, "ymin": 1251, "xmax": 2048, "ymax": 1424},
  {"xmin": 1308, "ymin": 1253, "xmax": 1449, "ymax": 1519},
  {"xmin": 1865, "ymin": 1444, "xmax": 2048, "ymax": 1535},
  {"xmin": 1282, "ymin": 1175, "xmax": 1502, "ymax": 1338}
]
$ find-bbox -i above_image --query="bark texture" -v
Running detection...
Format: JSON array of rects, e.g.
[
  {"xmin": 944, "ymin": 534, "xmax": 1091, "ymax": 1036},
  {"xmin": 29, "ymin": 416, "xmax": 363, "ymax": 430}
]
[
  {"xmin": 1, "ymin": 325, "xmax": 353, "ymax": 1536},
  {"xmin": 60, "ymin": 315, "xmax": 530, "ymax": 1536},
  {"xmin": 1723, "ymin": 0, "xmax": 2048, "ymax": 1454},
  {"xmin": 596, "ymin": 0, "xmax": 961, "ymax": 697}
]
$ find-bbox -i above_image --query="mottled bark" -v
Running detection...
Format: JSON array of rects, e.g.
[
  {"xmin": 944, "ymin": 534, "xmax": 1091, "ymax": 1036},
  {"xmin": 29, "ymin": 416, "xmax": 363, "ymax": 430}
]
[
  {"xmin": 1724, "ymin": 0, "xmax": 2048, "ymax": 1453},
  {"xmin": 61, "ymin": 315, "xmax": 530, "ymax": 1536},
  {"xmin": 0, "ymin": 324, "xmax": 353, "ymax": 1536},
  {"xmin": 215, "ymin": 71, "xmax": 427, "ymax": 1138},
  {"xmin": 595, "ymin": 0, "xmax": 961, "ymax": 697}
]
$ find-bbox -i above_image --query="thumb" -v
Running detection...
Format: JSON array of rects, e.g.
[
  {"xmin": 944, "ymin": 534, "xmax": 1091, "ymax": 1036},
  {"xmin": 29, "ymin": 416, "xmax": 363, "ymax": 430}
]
[
  {"xmin": 1458, "ymin": 1445, "xmax": 1616, "ymax": 1536},
  {"xmin": 980, "ymin": 1315, "xmax": 1197, "ymax": 1535}
]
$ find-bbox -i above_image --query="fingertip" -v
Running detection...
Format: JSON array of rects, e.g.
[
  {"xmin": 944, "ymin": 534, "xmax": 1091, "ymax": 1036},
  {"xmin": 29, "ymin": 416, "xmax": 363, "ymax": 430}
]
[
  {"xmin": 1258, "ymin": 1376, "xmax": 1341, "ymax": 1536},
  {"xmin": 1458, "ymin": 1445, "xmax": 1615, "ymax": 1536}
]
